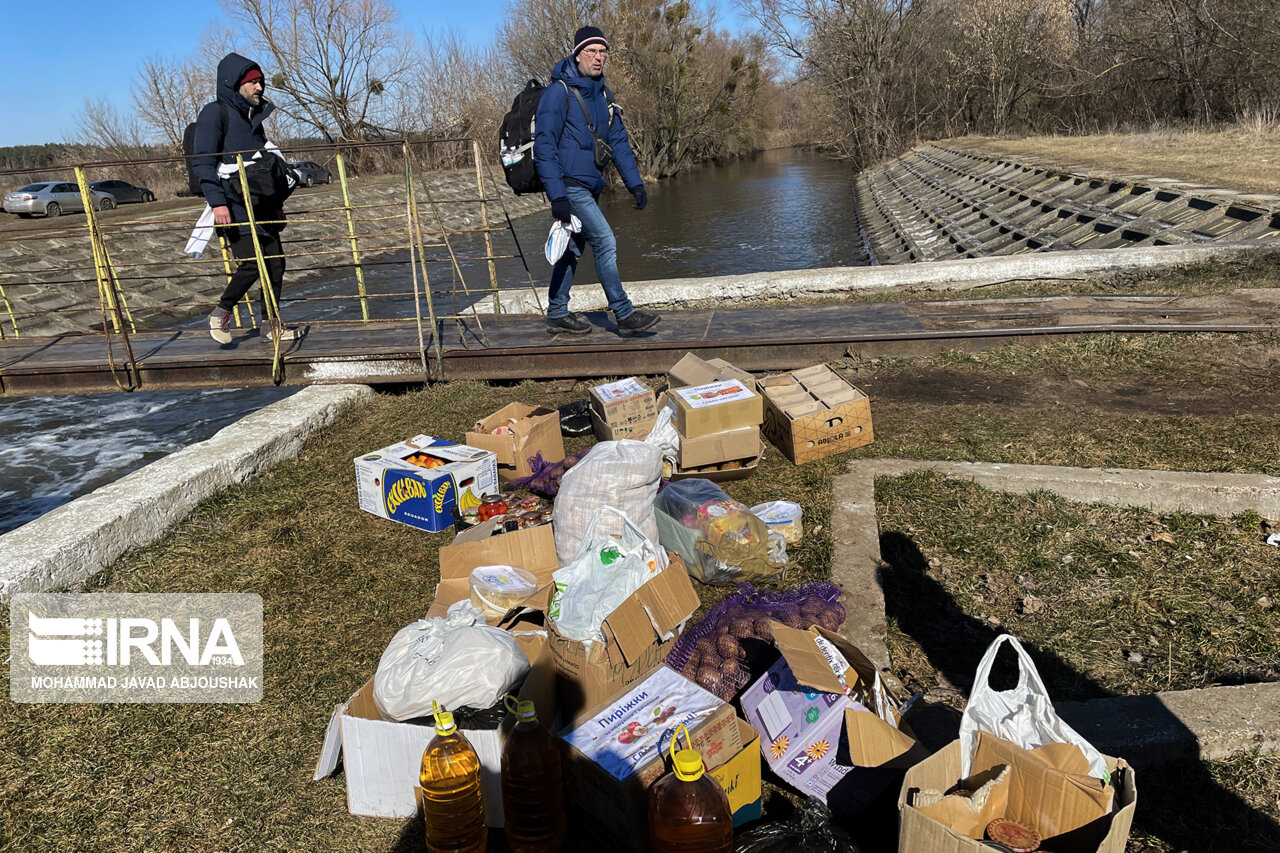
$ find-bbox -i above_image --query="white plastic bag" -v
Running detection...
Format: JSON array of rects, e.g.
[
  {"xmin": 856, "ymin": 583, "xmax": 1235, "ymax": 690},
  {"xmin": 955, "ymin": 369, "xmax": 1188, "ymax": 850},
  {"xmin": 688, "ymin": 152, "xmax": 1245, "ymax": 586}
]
[
  {"xmin": 958, "ymin": 634, "xmax": 1109, "ymax": 780},
  {"xmin": 372, "ymin": 600, "xmax": 530, "ymax": 721},
  {"xmin": 553, "ymin": 408, "xmax": 679, "ymax": 564},
  {"xmin": 549, "ymin": 506, "xmax": 665, "ymax": 644}
]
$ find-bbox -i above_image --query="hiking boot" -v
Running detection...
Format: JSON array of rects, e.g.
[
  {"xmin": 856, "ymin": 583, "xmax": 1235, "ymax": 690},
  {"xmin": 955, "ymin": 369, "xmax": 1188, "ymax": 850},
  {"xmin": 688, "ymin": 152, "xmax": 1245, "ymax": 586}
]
[
  {"xmin": 208, "ymin": 307, "xmax": 233, "ymax": 344},
  {"xmin": 617, "ymin": 310, "xmax": 660, "ymax": 335},
  {"xmin": 265, "ymin": 319, "xmax": 298, "ymax": 343},
  {"xmin": 546, "ymin": 313, "xmax": 593, "ymax": 335}
]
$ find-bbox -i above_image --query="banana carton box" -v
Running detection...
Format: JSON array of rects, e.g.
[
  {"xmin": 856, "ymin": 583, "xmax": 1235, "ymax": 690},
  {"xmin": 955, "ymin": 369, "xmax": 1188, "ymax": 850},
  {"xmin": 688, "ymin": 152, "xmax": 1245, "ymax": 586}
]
[{"xmin": 354, "ymin": 435, "xmax": 498, "ymax": 533}]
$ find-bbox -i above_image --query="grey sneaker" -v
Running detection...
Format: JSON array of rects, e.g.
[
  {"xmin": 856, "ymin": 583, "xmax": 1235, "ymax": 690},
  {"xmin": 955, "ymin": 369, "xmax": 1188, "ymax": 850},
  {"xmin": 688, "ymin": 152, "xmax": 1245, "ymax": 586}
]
[
  {"xmin": 546, "ymin": 313, "xmax": 593, "ymax": 335},
  {"xmin": 265, "ymin": 319, "xmax": 298, "ymax": 343},
  {"xmin": 208, "ymin": 308, "xmax": 233, "ymax": 344},
  {"xmin": 617, "ymin": 310, "xmax": 660, "ymax": 335}
]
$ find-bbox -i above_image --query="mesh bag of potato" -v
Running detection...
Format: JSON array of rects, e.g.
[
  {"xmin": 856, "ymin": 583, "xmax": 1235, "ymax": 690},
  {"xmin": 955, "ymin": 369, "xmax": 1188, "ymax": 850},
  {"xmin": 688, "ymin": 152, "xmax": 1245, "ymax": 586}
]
[{"xmin": 666, "ymin": 581, "xmax": 844, "ymax": 701}]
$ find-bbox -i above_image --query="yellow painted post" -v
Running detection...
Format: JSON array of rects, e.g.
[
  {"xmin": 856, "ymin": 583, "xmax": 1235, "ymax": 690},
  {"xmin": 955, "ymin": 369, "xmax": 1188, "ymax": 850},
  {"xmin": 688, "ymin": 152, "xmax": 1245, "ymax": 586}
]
[
  {"xmin": 336, "ymin": 154, "xmax": 370, "ymax": 320},
  {"xmin": 218, "ymin": 235, "xmax": 256, "ymax": 330},
  {"xmin": 74, "ymin": 167, "xmax": 135, "ymax": 334},
  {"xmin": 0, "ymin": 285, "xmax": 17, "ymax": 338},
  {"xmin": 472, "ymin": 140, "xmax": 500, "ymax": 314},
  {"xmin": 404, "ymin": 144, "xmax": 444, "ymax": 377},
  {"xmin": 235, "ymin": 156, "xmax": 284, "ymax": 382}
]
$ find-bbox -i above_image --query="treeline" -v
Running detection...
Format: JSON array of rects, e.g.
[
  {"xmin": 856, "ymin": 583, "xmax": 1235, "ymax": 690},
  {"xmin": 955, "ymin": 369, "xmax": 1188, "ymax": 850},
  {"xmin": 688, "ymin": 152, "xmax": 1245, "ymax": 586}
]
[
  {"xmin": 744, "ymin": 0, "xmax": 1280, "ymax": 167},
  {"xmin": 65, "ymin": 0, "xmax": 782, "ymax": 187}
]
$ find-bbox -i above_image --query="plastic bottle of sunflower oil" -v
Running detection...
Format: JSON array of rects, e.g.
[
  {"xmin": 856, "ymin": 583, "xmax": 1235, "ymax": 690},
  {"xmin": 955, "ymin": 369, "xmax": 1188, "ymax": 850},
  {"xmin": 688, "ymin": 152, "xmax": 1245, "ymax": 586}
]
[
  {"xmin": 500, "ymin": 695, "xmax": 566, "ymax": 853},
  {"xmin": 648, "ymin": 724, "xmax": 733, "ymax": 853},
  {"xmin": 419, "ymin": 700, "xmax": 486, "ymax": 853}
]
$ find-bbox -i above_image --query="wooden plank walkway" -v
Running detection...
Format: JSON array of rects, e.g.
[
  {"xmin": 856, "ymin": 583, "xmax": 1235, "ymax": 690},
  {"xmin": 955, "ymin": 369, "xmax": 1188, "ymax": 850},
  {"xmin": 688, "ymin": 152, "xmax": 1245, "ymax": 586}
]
[{"xmin": 2, "ymin": 293, "xmax": 1277, "ymax": 397}]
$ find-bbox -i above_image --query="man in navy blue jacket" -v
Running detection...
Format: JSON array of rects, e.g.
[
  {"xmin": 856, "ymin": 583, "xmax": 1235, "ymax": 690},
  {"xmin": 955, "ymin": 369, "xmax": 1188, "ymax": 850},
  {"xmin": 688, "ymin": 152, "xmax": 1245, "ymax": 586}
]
[
  {"xmin": 533, "ymin": 26, "xmax": 660, "ymax": 336},
  {"xmin": 192, "ymin": 52, "xmax": 296, "ymax": 344}
]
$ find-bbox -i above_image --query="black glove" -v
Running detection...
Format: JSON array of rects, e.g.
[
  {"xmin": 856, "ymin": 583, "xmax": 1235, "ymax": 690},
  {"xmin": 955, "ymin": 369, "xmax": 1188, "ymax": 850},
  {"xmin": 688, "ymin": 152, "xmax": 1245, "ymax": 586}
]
[
  {"xmin": 629, "ymin": 185, "xmax": 647, "ymax": 211},
  {"xmin": 550, "ymin": 197, "xmax": 572, "ymax": 223}
]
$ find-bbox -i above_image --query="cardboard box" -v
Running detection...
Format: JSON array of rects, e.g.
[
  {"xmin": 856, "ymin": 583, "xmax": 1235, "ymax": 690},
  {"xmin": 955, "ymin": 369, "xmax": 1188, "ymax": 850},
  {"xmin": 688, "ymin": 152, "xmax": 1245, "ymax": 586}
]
[
  {"xmin": 428, "ymin": 524, "xmax": 559, "ymax": 622},
  {"xmin": 560, "ymin": 666, "xmax": 747, "ymax": 851},
  {"xmin": 677, "ymin": 425, "xmax": 760, "ymax": 469},
  {"xmin": 898, "ymin": 732, "xmax": 1136, "ymax": 853},
  {"xmin": 667, "ymin": 353, "xmax": 756, "ymax": 392},
  {"xmin": 589, "ymin": 377, "xmax": 658, "ymax": 441},
  {"xmin": 543, "ymin": 554, "xmax": 701, "ymax": 724},
  {"xmin": 465, "ymin": 402, "xmax": 565, "ymax": 483},
  {"xmin": 707, "ymin": 718, "xmax": 764, "ymax": 826},
  {"xmin": 354, "ymin": 435, "xmax": 498, "ymax": 533},
  {"xmin": 671, "ymin": 380, "xmax": 763, "ymax": 440},
  {"xmin": 312, "ymin": 629, "xmax": 556, "ymax": 826},
  {"xmin": 760, "ymin": 365, "xmax": 874, "ymax": 464},
  {"xmin": 668, "ymin": 446, "xmax": 763, "ymax": 483},
  {"xmin": 740, "ymin": 622, "xmax": 926, "ymax": 818}
]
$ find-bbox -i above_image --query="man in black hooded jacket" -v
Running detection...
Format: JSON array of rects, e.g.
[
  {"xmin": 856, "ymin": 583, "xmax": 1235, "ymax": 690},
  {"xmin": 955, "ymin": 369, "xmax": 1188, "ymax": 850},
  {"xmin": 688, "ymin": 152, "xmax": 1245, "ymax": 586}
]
[{"xmin": 192, "ymin": 52, "xmax": 296, "ymax": 344}]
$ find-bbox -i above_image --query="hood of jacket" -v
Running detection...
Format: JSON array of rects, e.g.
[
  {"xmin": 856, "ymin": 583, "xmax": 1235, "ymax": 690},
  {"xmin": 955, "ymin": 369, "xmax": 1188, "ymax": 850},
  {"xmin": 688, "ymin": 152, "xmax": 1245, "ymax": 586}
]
[
  {"xmin": 550, "ymin": 55, "xmax": 606, "ymax": 96},
  {"xmin": 216, "ymin": 52, "xmax": 275, "ymax": 121}
]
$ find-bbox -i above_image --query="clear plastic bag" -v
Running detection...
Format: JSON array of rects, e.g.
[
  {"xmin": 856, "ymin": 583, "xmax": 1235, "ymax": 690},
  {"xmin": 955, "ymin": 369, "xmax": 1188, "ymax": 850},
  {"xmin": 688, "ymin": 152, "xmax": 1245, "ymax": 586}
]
[
  {"xmin": 654, "ymin": 478, "xmax": 786, "ymax": 585},
  {"xmin": 372, "ymin": 601, "xmax": 530, "ymax": 721},
  {"xmin": 733, "ymin": 797, "xmax": 860, "ymax": 853}
]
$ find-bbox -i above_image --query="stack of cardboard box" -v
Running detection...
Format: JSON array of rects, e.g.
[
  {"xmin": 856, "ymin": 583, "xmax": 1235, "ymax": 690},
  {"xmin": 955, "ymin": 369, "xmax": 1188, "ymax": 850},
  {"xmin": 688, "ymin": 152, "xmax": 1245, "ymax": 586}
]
[
  {"xmin": 665, "ymin": 354, "xmax": 764, "ymax": 481},
  {"xmin": 588, "ymin": 377, "xmax": 659, "ymax": 441}
]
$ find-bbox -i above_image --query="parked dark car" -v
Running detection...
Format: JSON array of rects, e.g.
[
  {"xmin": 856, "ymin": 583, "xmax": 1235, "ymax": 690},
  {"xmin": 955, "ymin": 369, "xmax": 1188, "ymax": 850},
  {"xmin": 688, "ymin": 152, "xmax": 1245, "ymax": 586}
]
[
  {"xmin": 89, "ymin": 180, "xmax": 155, "ymax": 204},
  {"xmin": 289, "ymin": 161, "xmax": 331, "ymax": 187},
  {"xmin": 2, "ymin": 182, "xmax": 115, "ymax": 217}
]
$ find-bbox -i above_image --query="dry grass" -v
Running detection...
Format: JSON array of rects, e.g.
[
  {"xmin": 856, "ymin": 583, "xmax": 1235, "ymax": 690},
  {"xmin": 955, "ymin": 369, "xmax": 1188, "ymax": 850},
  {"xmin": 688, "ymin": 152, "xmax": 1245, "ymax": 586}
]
[
  {"xmin": 954, "ymin": 127, "xmax": 1280, "ymax": 197},
  {"xmin": 3, "ymin": 318, "xmax": 1280, "ymax": 849}
]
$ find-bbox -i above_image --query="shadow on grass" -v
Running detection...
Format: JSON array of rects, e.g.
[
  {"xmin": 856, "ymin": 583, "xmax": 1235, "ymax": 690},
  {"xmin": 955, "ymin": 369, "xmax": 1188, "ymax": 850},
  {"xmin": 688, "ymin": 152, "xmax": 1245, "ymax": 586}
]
[{"xmin": 880, "ymin": 530, "xmax": 1280, "ymax": 853}]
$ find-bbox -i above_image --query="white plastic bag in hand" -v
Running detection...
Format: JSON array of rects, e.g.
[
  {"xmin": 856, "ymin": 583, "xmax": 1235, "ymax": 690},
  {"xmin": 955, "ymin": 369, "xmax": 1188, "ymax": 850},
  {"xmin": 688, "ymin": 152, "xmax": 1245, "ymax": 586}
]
[
  {"xmin": 549, "ymin": 506, "xmax": 664, "ymax": 644},
  {"xmin": 372, "ymin": 600, "xmax": 530, "ymax": 721},
  {"xmin": 958, "ymin": 634, "xmax": 1110, "ymax": 780}
]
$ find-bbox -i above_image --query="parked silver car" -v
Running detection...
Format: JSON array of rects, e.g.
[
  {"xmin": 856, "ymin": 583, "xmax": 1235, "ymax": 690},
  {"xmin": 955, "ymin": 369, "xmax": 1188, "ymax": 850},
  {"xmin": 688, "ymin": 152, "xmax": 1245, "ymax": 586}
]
[
  {"xmin": 89, "ymin": 180, "xmax": 155, "ymax": 205},
  {"xmin": 2, "ymin": 182, "xmax": 116, "ymax": 218},
  {"xmin": 288, "ymin": 161, "xmax": 332, "ymax": 187}
]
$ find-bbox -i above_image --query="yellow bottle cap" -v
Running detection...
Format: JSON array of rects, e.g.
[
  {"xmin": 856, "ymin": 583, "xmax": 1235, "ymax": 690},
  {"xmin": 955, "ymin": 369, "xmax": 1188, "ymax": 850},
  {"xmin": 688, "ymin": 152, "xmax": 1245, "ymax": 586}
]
[
  {"xmin": 504, "ymin": 694, "xmax": 537, "ymax": 722},
  {"xmin": 669, "ymin": 724, "xmax": 704, "ymax": 781},
  {"xmin": 432, "ymin": 700, "xmax": 457, "ymax": 735}
]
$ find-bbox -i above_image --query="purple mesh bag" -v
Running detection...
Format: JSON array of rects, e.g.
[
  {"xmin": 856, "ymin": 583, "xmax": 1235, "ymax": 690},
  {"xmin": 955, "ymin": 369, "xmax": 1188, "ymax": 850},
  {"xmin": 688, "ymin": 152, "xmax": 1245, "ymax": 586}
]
[{"xmin": 667, "ymin": 581, "xmax": 844, "ymax": 700}]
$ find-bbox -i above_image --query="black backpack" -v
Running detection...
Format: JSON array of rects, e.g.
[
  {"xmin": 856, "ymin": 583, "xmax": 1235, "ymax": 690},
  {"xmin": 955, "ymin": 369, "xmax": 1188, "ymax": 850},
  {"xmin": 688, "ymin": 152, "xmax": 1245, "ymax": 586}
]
[
  {"xmin": 499, "ymin": 79, "xmax": 550, "ymax": 195},
  {"xmin": 182, "ymin": 102, "xmax": 229, "ymax": 197}
]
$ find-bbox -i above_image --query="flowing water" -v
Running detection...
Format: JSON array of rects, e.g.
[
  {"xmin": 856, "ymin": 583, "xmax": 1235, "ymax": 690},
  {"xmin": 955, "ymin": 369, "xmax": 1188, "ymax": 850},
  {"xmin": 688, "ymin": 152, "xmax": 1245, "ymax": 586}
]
[{"xmin": 0, "ymin": 150, "xmax": 862, "ymax": 534}]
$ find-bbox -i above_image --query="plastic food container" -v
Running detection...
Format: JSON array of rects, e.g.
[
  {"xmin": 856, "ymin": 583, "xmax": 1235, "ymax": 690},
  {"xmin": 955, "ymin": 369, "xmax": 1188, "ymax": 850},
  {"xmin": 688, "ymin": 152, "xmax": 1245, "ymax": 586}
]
[
  {"xmin": 749, "ymin": 500, "xmax": 803, "ymax": 544},
  {"xmin": 468, "ymin": 565, "xmax": 538, "ymax": 618}
]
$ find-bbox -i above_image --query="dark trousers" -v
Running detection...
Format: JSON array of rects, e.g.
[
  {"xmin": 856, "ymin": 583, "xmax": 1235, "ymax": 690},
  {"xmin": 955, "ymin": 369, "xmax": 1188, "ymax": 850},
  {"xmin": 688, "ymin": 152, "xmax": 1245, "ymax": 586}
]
[{"xmin": 219, "ymin": 230, "xmax": 286, "ymax": 315}]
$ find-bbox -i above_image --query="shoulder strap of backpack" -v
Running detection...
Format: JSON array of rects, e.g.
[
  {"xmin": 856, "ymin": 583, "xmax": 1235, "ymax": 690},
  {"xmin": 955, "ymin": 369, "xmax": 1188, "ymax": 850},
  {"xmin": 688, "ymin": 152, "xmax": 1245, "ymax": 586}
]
[{"xmin": 566, "ymin": 84, "xmax": 601, "ymax": 143}]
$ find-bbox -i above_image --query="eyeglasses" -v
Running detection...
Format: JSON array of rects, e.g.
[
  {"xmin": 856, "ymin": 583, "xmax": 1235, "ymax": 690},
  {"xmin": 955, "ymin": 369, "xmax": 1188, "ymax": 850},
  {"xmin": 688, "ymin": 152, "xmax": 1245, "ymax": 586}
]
[{"xmin": 580, "ymin": 47, "xmax": 608, "ymax": 57}]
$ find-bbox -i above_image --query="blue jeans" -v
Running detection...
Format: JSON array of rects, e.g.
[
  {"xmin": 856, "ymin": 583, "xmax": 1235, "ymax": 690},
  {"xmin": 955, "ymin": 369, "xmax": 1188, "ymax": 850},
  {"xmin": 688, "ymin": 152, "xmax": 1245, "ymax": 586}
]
[{"xmin": 547, "ymin": 184, "xmax": 635, "ymax": 320}]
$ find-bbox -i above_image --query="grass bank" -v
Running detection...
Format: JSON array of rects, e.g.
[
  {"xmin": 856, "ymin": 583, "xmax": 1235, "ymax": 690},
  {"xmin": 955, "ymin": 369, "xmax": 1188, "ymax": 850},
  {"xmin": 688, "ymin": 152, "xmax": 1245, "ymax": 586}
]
[
  {"xmin": 957, "ymin": 127, "xmax": 1280, "ymax": 197},
  {"xmin": 3, "ymin": 316, "xmax": 1280, "ymax": 850}
]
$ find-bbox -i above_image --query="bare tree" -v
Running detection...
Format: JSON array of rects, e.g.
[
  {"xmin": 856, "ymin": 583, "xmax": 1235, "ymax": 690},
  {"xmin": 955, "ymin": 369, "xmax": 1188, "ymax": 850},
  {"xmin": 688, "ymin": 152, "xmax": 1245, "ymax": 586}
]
[
  {"xmin": 133, "ymin": 56, "xmax": 212, "ymax": 151},
  {"xmin": 219, "ymin": 0, "xmax": 415, "ymax": 141}
]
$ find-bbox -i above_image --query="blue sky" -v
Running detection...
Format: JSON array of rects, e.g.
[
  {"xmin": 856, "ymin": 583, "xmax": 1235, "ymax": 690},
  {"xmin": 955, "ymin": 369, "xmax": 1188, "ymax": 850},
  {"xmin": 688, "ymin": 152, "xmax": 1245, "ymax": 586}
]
[{"xmin": 0, "ymin": 1, "xmax": 510, "ymax": 147}]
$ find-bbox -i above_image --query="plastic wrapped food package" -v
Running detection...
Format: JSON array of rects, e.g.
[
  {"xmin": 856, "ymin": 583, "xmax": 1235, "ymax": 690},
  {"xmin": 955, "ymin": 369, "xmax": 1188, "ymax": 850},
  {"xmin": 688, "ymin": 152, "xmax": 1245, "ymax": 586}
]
[
  {"xmin": 468, "ymin": 565, "xmax": 539, "ymax": 619},
  {"xmin": 749, "ymin": 500, "xmax": 804, "ymax": 545},
  {"xmin": 654, "ymin": 478, "xmax": 786, "ymax": 585}
]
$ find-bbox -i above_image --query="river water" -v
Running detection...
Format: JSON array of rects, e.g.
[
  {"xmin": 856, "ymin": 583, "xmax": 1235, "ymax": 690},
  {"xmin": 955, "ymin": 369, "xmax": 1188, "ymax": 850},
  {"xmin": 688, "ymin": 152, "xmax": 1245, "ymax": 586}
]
[{"xmin": 0, "ymin": 150, "xmax": 862, "ymax": 534}]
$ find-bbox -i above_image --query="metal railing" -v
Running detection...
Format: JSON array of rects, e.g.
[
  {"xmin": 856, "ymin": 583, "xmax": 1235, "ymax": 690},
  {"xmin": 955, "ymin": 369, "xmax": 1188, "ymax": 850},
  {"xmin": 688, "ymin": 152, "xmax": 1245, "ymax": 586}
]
[{"xmin": 0, "ymin": 137, "xmax": 545, "ymax": 386}]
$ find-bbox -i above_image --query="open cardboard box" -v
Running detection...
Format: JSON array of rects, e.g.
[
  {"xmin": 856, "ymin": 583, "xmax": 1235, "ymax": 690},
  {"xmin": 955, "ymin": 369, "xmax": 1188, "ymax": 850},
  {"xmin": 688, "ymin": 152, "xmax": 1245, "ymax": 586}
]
[
  {"xmin": 427, "ymin": 523, "xmax": 559, "ymax": 622},
  {"xmin": 760, "ymin": 364, "xmax": 874, "ymax": 464},
  {"xmin": 667, "ymin": 352, "xmax": 757, "ymax": 392},
  {"xmin": 536, "ymin": 551, "xmax": 701, "ymax": 724},
  {"xmin": 741, "ymin": 621, "xmax": 928, "ymax": 818},
  {"xmin": 465, "ymin": 402, "xmax": 565, "ymax": 483},
  {"xmin": 898, "ymin": 731, "xmax": 1136, "ymax": 853},
  {"xmin": 312, "ymin": 624, "xmax": 555, "ymax": 826},
  {"xmin": 353, "ymin": 435, "xmax": 499, "ymax": 532}
]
